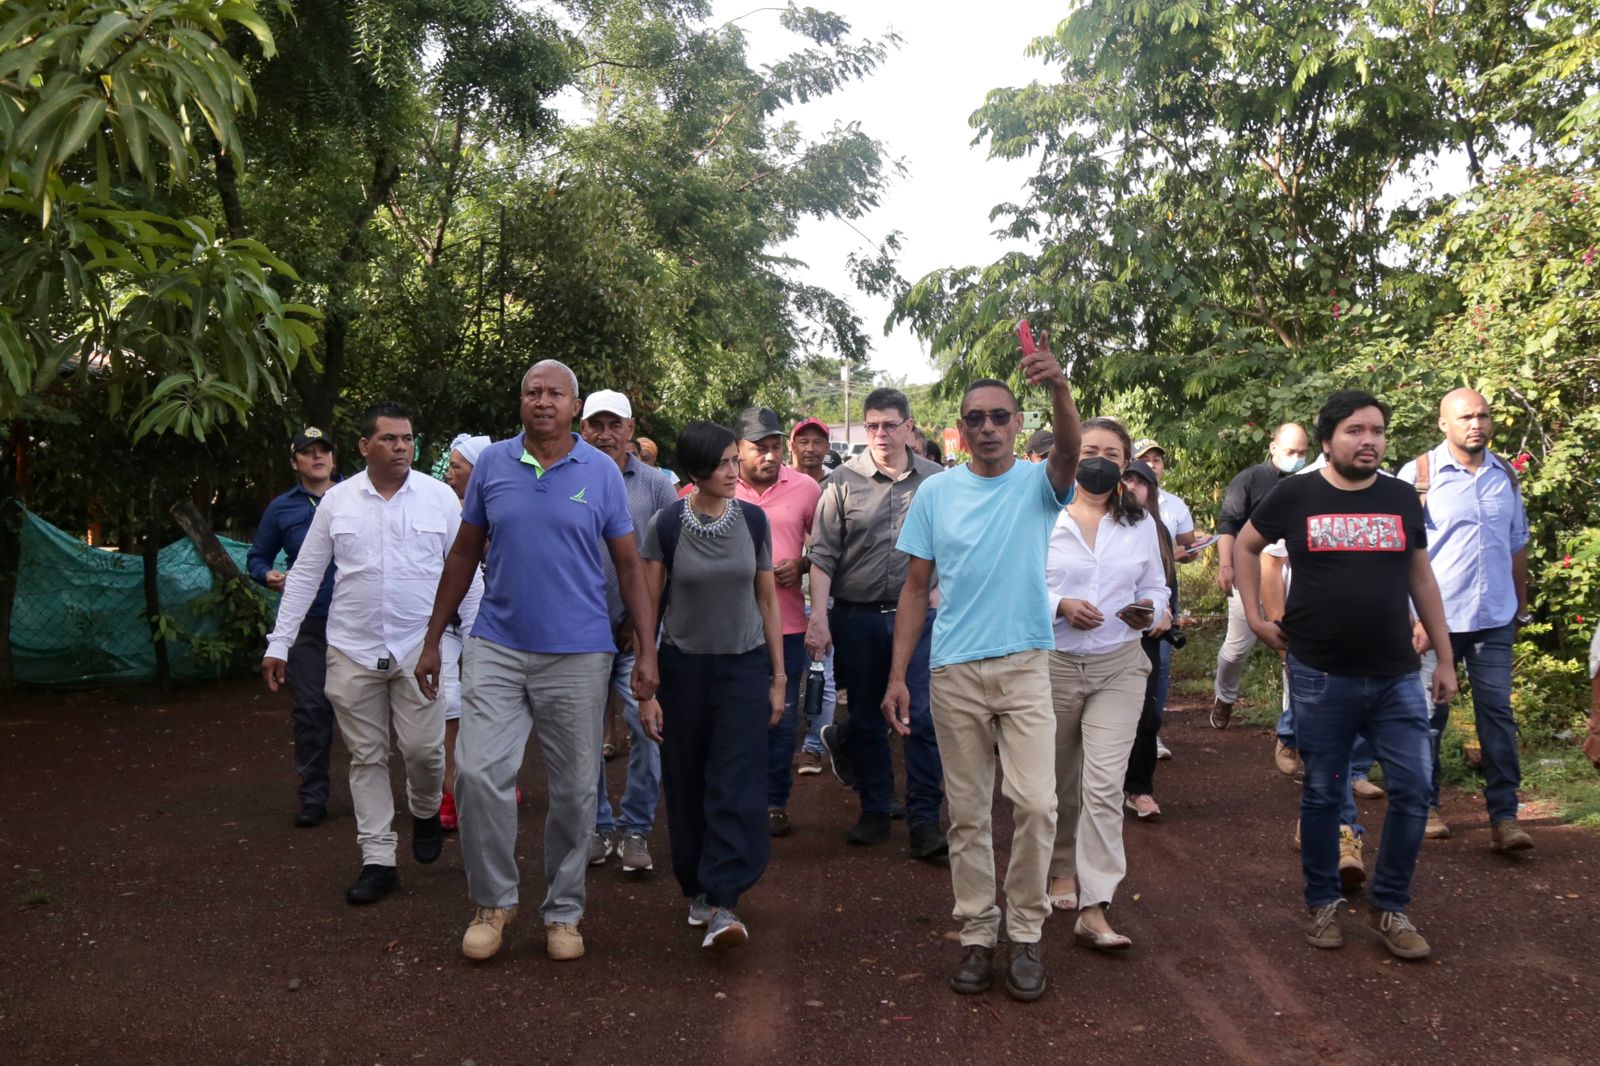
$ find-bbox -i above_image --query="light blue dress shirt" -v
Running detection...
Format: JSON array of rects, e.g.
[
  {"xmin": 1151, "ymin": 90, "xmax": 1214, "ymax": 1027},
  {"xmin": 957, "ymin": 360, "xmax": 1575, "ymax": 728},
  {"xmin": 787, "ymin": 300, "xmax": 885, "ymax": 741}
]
[{"xmin": 1396, "ymin": 442, "xmax": 1528, "ymax": 633}]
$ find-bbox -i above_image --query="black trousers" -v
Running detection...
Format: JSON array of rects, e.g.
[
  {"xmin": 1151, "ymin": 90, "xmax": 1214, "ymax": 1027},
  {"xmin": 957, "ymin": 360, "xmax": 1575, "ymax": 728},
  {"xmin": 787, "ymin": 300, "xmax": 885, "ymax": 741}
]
[
  {"xmin": 658, "ymin": 643, "xmax": 771, "ymax": 909},
  {"xmin": 286, "ymin": 614, "xmax": 336, "ymax": 806},
  {"xmin": 1123, "ymin": 637, "xmax": 1163, "ymax": 795}
]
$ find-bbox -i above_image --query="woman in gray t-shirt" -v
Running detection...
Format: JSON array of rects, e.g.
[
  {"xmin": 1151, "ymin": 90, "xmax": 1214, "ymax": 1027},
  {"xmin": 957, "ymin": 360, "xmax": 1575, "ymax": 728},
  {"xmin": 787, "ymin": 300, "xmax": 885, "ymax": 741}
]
[{"xmin": 639, "ymin": 421, "xmax": 784, "ymax": 951}]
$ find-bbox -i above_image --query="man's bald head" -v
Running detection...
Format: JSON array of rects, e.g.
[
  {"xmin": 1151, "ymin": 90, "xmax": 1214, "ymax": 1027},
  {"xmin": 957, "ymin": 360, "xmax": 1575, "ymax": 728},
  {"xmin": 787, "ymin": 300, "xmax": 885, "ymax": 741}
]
[
  {"xmin": 1439, "ymin": 388, "xmax": 1492, "ymax": 456},
  {"xmin": 1268, "ymin": 422, "xmax": 1310, "ymax": 471}
]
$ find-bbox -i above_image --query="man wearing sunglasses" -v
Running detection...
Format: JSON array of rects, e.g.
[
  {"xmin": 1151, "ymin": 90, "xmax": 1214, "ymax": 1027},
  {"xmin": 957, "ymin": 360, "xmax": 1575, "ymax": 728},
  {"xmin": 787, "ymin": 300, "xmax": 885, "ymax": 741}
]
[{"xmin": 885, "ymin": 336, "xmax": 1082, "ymax": 1003}]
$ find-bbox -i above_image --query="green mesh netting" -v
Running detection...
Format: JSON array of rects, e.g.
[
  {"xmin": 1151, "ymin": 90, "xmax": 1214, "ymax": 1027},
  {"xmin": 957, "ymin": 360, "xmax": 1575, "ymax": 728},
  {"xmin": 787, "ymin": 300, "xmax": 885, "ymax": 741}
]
[{"xmin": 10, "ymin": 506, "xmax": 276, "ymax": 685}]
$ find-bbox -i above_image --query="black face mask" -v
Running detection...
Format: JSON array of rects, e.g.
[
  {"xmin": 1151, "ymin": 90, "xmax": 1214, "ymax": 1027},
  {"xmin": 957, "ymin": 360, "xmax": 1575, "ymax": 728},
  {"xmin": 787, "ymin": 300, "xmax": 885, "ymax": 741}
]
[{"xmin": 1075, "ymin": 456, "xmax": 1122, "ymax": 495}]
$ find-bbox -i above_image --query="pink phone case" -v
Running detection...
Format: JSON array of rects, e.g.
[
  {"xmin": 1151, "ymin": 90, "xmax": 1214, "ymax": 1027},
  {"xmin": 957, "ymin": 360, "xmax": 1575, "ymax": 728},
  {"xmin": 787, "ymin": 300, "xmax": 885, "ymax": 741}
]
[{"xmin": 1017, "ymin": 319, "xmax": 1037, "ymax": 355}]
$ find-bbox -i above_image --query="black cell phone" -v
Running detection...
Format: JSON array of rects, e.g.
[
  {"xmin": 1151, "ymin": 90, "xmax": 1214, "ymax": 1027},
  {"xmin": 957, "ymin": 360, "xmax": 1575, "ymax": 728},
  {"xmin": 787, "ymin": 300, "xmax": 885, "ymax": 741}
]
[{"xmin": 1118, "ymin": 603, "xmax": 1156, "ymax": 627}]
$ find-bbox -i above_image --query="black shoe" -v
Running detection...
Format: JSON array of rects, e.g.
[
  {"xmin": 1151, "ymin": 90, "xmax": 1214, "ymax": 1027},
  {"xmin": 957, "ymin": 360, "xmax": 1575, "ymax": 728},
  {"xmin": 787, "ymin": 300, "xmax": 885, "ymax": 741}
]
[
  {"xmin": 908, "ymin": 820, "xmax": 949, "ymax": 862},
  {"xmin": 1005, "ymin": 941, "xmax": 1047, "ymax": 1002},
  {"xmin": 767, "ymin": 808, "xmax": 792, "ymax": 837},
  {"xmin": 846, "ymin": 811, "xmax": 892, "ymax": 846},
  {"xmin": 949, "ymin": 944, "xmax": 994, "ymax": 994},
  {"xmin": 413, "ymin": 811, "xmax": 444, "ymax": 864},
  {"xmin": 819, "ymin": 724, "xmax": 856, "ymax": 788},
  {"xmin": 890, "ymin": 800, "xmax": 907, "ymax": 821},
  {"xmin": 345, "ymin": 864, "xmax": 397, "ymax": 905},
  {"xmin": 294, "ymin": 803, "xmax": 327, "ymax": 828}
]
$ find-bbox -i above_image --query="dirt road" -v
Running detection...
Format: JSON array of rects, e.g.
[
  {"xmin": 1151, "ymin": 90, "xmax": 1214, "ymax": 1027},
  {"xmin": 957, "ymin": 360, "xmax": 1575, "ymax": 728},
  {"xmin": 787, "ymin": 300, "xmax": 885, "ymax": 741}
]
[{"xmin": 3, "ymin": 680, "xmax": 1598, "ymax": 1065}]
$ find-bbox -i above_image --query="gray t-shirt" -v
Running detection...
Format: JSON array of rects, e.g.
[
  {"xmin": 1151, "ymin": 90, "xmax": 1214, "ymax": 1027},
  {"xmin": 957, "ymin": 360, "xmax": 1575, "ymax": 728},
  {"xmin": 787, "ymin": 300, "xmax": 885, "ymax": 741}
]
[{"xmin": 641, "ymin": 501, "xmax": 772, "ymax": 655}]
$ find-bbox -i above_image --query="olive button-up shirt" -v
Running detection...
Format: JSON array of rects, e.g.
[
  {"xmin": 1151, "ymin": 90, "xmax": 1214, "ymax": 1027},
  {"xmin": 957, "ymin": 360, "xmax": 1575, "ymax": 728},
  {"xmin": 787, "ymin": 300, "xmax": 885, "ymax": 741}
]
[{"xmin": 808, "ymin": 447, "xmax": 943, "ymax": 602}]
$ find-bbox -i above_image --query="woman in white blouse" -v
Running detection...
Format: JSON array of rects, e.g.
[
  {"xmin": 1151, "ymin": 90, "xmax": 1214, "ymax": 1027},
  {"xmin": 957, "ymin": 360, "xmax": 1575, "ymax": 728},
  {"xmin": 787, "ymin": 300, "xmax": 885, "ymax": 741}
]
[{"xmin": 1046, "ymin": 417, "xmax": 1171, "ymax": 949}]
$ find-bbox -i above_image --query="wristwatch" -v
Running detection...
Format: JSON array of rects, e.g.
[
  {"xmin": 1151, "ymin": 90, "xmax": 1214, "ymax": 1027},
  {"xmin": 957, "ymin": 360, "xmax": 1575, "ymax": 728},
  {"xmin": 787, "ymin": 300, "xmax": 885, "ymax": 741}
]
[{"xmin": 1515, "ymin": 612, "xmax": 1533, "ymax": 626}]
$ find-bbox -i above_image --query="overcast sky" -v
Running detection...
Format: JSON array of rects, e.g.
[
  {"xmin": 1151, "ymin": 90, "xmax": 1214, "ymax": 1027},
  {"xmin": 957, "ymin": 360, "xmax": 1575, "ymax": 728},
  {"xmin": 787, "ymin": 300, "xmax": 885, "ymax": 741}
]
[{"xmin": 711, "ymin": 1, "xmax": 1060, "ymax": 385}]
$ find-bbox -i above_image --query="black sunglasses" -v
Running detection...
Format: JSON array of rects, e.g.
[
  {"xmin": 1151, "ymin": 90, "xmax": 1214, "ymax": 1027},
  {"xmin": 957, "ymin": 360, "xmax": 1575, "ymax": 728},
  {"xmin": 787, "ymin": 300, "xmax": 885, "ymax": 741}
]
[{"xmin": 960, "ymin": 408, "xmax": 1015, "ymax": 429}]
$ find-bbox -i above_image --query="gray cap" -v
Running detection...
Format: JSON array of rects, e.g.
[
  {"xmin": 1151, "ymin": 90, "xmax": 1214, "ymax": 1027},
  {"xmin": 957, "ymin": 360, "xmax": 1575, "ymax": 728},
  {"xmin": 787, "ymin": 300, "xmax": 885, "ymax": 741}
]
[{"xmin": 736, "ymin": 407, "xmax": 784, "ymax": 442}]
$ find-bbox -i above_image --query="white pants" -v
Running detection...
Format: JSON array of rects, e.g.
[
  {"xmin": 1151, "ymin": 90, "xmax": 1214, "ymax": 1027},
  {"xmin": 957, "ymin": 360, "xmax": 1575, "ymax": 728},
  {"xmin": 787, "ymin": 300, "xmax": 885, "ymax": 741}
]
[
  {"xmin": 324, "ymin": 644, "xmax": 444, "ymax": 866},
  {"xmin": 1214, "ymin": 590, "xmax": 1259, "ymax": 704}
]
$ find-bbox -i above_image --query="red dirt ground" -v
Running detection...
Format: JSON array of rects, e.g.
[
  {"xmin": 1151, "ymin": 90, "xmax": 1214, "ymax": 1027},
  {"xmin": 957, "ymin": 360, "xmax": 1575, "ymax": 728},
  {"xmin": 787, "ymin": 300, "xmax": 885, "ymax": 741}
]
[{"xmin": 4, "ymin": 679, "xmax": 1599, "ymax": 1065}]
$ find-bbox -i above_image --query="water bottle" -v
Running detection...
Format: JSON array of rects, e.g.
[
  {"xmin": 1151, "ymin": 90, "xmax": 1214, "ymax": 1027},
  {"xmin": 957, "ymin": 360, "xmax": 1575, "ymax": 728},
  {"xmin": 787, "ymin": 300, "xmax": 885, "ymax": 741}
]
[{"xmin": 803, "ymin": 658, "xmax": 826, "ymax": 729}]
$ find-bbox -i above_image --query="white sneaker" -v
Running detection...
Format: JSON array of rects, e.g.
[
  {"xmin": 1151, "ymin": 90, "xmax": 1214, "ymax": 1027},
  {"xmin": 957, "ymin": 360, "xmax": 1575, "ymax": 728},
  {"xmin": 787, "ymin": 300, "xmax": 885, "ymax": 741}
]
[{"xmin": 1155, "ymin": 736, "xmax": 1173, "ymax": 760}]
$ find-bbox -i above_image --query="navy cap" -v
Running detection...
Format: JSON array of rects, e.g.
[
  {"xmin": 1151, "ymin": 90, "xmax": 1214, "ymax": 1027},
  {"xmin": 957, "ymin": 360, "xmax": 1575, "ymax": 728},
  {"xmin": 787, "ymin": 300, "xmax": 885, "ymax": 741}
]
[
  {"xmin": 290, "ymin": 426, "xmax": 331, "ymax": 453},
  {"xmin": 736, "ymin": 407, "xmax": 784, "ymax": 442}
]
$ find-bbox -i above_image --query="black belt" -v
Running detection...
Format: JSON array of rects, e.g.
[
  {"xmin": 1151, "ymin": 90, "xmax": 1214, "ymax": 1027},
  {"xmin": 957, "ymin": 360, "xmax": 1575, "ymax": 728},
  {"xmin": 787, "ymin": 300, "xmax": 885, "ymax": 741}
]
[{"xmin": 835, "ymin": 598, "xmax": 899, "ymax": 613}]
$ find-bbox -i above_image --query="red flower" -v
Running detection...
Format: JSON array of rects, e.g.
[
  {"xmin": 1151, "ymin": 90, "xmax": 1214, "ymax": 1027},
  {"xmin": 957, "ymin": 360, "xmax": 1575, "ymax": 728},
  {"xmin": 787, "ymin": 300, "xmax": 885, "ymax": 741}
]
[
  {"xmin": 1247, "ymin": 421, "xmax": 1257, "ymax": 427},
  {"xmin": 1563, "ymin": 555, "xmax": 1574, "ymax": 568},
  {"xmin": 1511, "ymin": 452, "xmax": 1531, "ymax": 472},
  {"xmin": 1579, "ymin": 615, "xmax": 1587, "ymax": 625}
]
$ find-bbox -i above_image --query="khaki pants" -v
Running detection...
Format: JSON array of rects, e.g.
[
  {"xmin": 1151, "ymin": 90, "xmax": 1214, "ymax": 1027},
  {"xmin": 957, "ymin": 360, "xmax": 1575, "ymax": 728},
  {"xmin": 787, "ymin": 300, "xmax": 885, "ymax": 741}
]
[
  {"xmin": 324, "ymin": 644, "xmax": 444, "ymax": 867},
  {"xmin": 1050, "ymin": 640, "xmax": 1150, "ymax": 908},
  {"xmin": 929, "ymin": 649, "xmax": 1057, "ymax": 947}
]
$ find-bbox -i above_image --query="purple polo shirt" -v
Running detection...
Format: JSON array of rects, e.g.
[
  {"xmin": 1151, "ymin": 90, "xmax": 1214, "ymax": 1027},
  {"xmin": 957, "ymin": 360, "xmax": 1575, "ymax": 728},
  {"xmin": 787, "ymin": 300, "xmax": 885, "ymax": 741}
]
[{"xmin": 461, "ymin": 434, "xmax": 632, "ymax": 653}]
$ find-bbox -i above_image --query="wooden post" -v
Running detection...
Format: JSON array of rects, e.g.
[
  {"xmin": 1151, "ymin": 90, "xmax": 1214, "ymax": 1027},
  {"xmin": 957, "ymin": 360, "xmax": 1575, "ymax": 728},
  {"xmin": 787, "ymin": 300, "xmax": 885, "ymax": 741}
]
[{"xmin": 169, "ymin": 498, "xmax": 245, "ymax": 585}]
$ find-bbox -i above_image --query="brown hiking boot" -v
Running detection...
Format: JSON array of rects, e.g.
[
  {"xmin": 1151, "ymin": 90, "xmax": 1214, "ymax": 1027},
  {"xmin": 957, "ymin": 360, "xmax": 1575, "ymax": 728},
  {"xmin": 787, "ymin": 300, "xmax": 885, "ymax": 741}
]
[
  {"xmin": 1209, "ymin": 699, "xmax": 1234, "ymax": 730},
  {"xmin": 1338, "ymin": 826, "xmax": 1366, "ymax": 890},
  {"xmin": 462, "ymin": 905, "xmax": 516, "ymax": 961},
  {"xmin": 1367, "ymin": 910, "xmax": 1431, "ymax": 960},
  {"xmin": 546, "ymin": 921, "xmax": 584, "ymax": 961},
  {"xmin": 1352, "ymin": 777, "xmax": 1386, "ymax": 800},
  {"xmin": 1274, "ymin": 740, "xmax": 1304, "ymax": 778},
  {"xmin": 1490, "ymin": 819, "xmax": 1534, "ymax": 853},
  {"xmin": 1424, "ymin": 808, "xmax": 1451, "ymax": 839},
  {"xmin": 1305, "ymin": 899, "xmax": 1345, "ymax": 949}
]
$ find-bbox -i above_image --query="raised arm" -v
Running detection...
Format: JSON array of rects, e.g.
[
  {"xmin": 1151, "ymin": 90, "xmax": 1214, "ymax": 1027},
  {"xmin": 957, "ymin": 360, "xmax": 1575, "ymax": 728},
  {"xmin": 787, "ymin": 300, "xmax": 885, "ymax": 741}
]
[{"xmin": 1023, "ymin": 334, "xmax": 1082, "ymax": 496}]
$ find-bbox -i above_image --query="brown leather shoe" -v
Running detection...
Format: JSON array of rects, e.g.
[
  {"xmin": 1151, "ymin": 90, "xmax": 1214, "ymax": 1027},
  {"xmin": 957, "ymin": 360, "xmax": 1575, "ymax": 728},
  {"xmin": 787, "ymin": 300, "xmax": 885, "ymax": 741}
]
[
  {"xmin": 1490, "ymin": 819, "xmax": 1534, "ymax": 853},
  {"xmin": 1005, "ymin": 942, "xmax": 1047, "ymax": 1002},
  {"xmin": 1273, "ymin": 740, "xmax": 1304, "ymax": 778},
  {"xmin": 1351, "ymin": 777, "xmax": 1386, "ymax": 800},
  {"xmin": 1338, "ymin": 826, "xmax": 1367, "ymax": 890},
  {"xmin": 1424, "ymin": 808, "xmax": 1452, "ymax": 839},
  {"xmin": 1209, "ymin": 699, "xmax": 1234, "ymax": 730},
  {"xmin": 949, "ymin": 944, "xmax": 994, "ymax": 995}
]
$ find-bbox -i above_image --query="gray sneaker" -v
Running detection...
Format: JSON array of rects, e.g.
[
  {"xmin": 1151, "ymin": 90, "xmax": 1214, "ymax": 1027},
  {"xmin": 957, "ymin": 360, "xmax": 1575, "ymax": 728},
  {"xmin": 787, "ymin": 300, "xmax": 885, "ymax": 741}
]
[
  {"xmin": 618, "ymin": 831, "xmax": 653, "ymax": 872},
  {"xmin": 687, "ymin": 894, "xmax": 713, "ymax": 927},
  {"xmin": 703, "ymin": 907, "xmax": 748, "ymax": 950},
  {"xmin": 587, "ymin": 831, "xmax": 614, "ymax": 866}
]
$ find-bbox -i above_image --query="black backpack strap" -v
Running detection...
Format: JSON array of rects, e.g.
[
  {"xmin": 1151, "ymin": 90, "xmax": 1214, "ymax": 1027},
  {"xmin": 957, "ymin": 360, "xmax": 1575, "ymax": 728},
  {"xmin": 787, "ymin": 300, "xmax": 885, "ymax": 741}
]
[
  {"xmin": 739, "ymin": 499, "xmax": 769, "ymax": 558},
  {"xmin": 657, "ymin": 498, "xmax": 686, "ymax": 572}
]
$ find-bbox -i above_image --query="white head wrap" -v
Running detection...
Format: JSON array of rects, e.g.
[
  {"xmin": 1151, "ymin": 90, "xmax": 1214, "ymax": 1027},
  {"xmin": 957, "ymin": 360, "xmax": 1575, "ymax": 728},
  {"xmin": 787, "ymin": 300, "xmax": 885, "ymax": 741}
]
[{"xmin": 450, "ymin": 433, "xmax": 492, "ymax": 467}]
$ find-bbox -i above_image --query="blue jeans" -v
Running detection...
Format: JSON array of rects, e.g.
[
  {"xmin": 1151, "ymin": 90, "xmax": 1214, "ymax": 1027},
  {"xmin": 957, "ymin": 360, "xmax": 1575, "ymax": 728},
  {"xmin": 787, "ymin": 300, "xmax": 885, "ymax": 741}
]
[
  {"xmin": 1288, "ymin": 656, "xmax": 1431, "ymax": 911},
  {"xmin": 831, "ymin": 603, "xmax": 943, "ymax": 826},
  {"xmin": 801, "ymin": 647, "xmax": 837, "ymax": 754},
  {"xmin": 1419, "ymin": 622, "xmax": 1519, "ymax": 820},
  {"xmin": 1277, "ymin": 667, "xmax": 1373, "ymax": 819},
  {"xmin": 766, "ymin": 633, "xmax": 808, "ymax": 809},
  {"xmin": 595, "ymin": 651, "xmax": 661, "ymax": 835}
]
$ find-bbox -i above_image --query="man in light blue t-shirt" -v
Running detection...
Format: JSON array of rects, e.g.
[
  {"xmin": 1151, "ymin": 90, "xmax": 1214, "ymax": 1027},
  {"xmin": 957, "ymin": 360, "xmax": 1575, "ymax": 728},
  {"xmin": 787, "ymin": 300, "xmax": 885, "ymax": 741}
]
[{"xmin": 885, "ymin": 335, "xmax": 1081, "ymax": 1004}]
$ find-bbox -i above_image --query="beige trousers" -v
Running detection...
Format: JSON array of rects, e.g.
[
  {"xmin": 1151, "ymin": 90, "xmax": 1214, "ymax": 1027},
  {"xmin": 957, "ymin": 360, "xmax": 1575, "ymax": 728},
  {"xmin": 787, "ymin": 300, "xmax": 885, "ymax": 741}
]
[
  {"xmin": 929, "ymin": 649, "xmax": 1057, "ymax": 947},
  {"xmin": 1050, "ymin": 639, "xmax": 1151, "ymax": 907},
  {"xmin": 324, "ymin": 644, "xmax": 444, "ymax": 866}
]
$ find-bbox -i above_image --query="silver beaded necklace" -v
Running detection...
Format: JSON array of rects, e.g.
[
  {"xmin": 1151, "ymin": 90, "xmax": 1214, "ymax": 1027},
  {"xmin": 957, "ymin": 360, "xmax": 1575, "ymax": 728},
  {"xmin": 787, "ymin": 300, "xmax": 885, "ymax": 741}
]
[{"xmin": 684, "ymin": 492, "xmax": 739, "ymax": 539}]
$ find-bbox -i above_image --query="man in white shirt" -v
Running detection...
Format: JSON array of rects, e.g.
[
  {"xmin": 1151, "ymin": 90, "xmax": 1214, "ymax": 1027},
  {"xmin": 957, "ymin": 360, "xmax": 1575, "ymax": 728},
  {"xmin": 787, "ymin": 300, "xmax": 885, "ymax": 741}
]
[{"xmin": 262, "ymin": 402, "xmax": 482, "ymax": 906}]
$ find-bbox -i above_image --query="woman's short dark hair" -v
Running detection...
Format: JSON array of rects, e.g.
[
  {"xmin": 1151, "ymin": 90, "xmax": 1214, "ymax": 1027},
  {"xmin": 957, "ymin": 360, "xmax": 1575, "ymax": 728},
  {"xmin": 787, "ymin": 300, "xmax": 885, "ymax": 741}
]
[
  {"xmin": 1315, "ymin": 390, "xmax": 1391, "ymax": 446},
  {"xmin": 677, "ymin": 421, "xmax": 737, "ymax": 483}
]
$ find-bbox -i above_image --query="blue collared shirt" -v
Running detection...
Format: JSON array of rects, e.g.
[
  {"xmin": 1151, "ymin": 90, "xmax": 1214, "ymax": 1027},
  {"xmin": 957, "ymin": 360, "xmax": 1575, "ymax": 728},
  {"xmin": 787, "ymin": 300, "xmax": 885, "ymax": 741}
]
[
  {"xmin": 1397, "ymin": 442, "xmax": 1528, "ymax": 632},
  {"xmin": 248, "ymin": 482, "xmax": 337, "ymax": 618}
]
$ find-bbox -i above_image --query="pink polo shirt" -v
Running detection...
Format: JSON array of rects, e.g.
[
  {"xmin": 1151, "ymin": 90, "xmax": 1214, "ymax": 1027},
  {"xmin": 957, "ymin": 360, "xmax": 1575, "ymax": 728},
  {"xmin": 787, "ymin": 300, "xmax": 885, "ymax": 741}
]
[{"xmin": 736, "ymin": 465, "xmax": 820, "ymax": 634}]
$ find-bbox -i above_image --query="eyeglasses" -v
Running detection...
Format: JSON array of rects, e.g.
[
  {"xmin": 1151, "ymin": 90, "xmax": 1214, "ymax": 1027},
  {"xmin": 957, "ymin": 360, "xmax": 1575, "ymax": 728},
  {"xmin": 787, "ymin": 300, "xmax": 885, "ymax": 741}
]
[
  {"xmin": 960, "ymin": 409, "xmax": 1015, "ymax": 429},
  {"xmin": 863, "ymin": 419, "xmax": 905, "ymax": 436}
]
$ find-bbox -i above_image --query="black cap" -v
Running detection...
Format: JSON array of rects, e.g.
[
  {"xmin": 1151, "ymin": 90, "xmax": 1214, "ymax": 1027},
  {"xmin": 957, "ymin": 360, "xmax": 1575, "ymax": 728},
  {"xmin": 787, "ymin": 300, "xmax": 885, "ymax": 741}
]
[
  {"xmin": 290, "ymin": 426, "xmax": 332, "ymax": 453},
  {"xmin": 821, "ymin": 450, "xmax": 842, "ymax": 470},
  {"xmin": 1025, "ymin": 429, "xmax": 1055, "ymax": 456},
  {"xmin": 1125, "ymin": 458, "xmax": 1159, "ymax": 487},
  {"xmin": 736, "ymin": 407, "xmax": 784, "ymax": 442}
]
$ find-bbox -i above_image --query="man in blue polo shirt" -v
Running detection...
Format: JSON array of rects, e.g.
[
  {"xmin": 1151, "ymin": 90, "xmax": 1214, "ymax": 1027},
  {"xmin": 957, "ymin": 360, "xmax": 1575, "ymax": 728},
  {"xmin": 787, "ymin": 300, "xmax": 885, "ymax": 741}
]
[
  {"xmin": 1398, "ymin": 388, "xmax": 1534, "ymax": 853},
  {"xmin": 884, "ymin": 335, "xmax": 1081, "ymax": 1003},
  {"xmin": 248, "ymin": 426, "xmax": 338, "ymax": 828},
  {"xmin": 417, "ymin": 360, "xmax": 659, "ymax": 964}
]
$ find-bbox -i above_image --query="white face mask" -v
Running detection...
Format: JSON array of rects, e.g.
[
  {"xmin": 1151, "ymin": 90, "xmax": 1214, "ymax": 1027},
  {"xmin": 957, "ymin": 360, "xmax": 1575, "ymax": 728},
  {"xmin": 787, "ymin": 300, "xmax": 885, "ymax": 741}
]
[{"xmin": 1274, "ymin": 453, "xmax": 1306, "ymax": 474}]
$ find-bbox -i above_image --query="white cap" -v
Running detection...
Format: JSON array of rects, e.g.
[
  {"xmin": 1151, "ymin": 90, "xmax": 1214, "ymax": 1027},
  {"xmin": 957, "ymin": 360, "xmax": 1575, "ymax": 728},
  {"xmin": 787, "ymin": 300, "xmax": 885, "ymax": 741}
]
[{"xmin": 581, "ymin": 389, "xmax": 632, "ymax": 420}]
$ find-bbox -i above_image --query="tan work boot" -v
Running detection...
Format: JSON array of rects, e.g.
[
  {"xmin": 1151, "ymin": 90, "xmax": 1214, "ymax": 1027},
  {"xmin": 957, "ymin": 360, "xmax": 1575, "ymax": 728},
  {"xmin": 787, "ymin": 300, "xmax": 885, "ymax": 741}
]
[
  {"xmin": 1274, "ymin": 740, "xmax": 1304, "ymax": 778},
  {"xmin": 462, "ymin": 905, "xmax": 516, "ymax": 961},
  {"xmin": 1352, "ymin": 777, "xmax": 1386, "ymax": 800},
  {"xmin": 1338, "ymin": 825, "xmax": 1367, "ymax": 890},
  {"xmin": 1305, "ymin": 899, "xmax": 1345, "ymax": 949},
  {"xmin": 1424, "ymin": 808, "xmax": 1451, "ymax": 839},
  {"xmin": 1490, "ymin": 819, "xmax": 1534, "ymax": 853},
  {"xmin": 1367, "ymin": 910, "xmax": 1431, "ymax": 959},
  {"xmin": 1209, "ymin": 699, "xmax": 1234, "ymax": 730},
  {"xmin": 546, "ymin": 921, "xmax": 585, "ymax": 961}
]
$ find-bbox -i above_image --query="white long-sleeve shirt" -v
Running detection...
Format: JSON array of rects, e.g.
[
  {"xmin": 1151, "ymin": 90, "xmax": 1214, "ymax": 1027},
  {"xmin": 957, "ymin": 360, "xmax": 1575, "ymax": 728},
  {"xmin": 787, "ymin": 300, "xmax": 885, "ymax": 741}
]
[
  {"xmin": 265, "ymin": 469, "xmax": 481, "ymax": 666},
  {"xmin": 1047, "ymin": 508, "xmax": 1171, "ymax": 655}
]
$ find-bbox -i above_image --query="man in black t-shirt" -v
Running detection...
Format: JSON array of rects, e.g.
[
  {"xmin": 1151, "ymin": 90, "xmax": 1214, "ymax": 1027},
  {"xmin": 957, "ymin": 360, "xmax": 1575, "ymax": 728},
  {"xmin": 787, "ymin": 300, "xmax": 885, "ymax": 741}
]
[{"xmin": 1233, "ymin": 390, "xmax": 1458, "ymax": 962}]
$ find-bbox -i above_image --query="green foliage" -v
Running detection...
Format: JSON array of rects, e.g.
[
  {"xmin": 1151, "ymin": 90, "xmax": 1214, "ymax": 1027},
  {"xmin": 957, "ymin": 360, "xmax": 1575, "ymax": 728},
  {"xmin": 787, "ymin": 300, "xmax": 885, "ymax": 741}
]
[{"xmin": 157, "ymin": 575, "xmax": 275, "ymax": 674}]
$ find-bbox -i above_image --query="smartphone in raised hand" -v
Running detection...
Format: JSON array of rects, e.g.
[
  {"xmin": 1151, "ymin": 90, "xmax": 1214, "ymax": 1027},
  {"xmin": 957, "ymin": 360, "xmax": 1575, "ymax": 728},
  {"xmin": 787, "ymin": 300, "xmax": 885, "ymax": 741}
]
[{"xmin": 1017, "ymin": 319, "xmax": 1037, "ymax": 355}]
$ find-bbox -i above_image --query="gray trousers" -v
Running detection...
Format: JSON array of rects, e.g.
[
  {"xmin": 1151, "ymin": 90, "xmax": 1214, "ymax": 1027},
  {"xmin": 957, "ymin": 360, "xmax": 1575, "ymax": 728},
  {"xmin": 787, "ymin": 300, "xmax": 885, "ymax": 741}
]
[
  {"xmin": 457, "ymin": 636, "xmax": 612, "ymax": 921},
  {"xmin": 1214, "ymin": 590, "xmax": 1259, "ymax": 704},
  {"xmin": 286, "ymin": 615, "xmax": 336, "ymax": 806}
]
